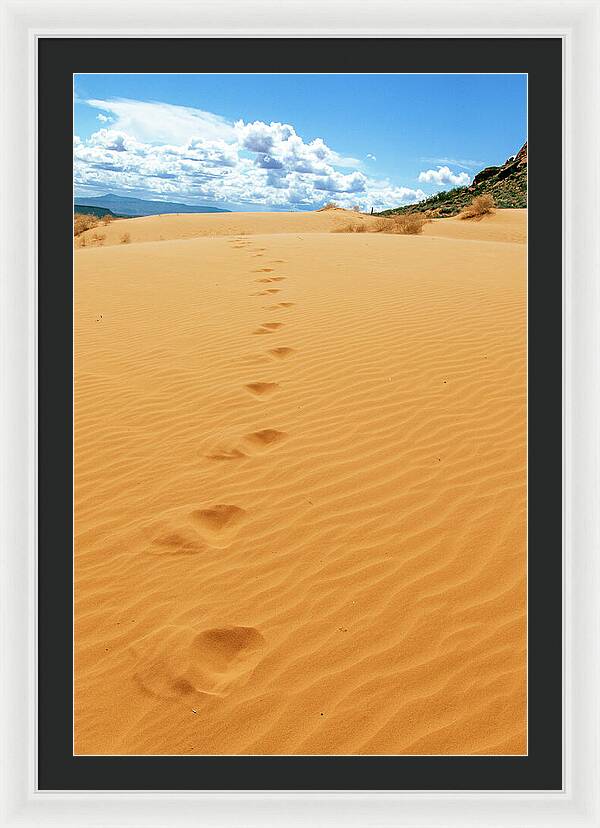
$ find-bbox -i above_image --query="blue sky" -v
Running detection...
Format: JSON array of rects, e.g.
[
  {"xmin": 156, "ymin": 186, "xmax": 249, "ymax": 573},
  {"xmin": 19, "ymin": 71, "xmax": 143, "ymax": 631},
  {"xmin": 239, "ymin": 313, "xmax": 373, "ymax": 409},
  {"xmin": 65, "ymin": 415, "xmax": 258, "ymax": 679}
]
[{"xmin": 74, "ymin": 74, "xmax": 526, "ymax": 212}]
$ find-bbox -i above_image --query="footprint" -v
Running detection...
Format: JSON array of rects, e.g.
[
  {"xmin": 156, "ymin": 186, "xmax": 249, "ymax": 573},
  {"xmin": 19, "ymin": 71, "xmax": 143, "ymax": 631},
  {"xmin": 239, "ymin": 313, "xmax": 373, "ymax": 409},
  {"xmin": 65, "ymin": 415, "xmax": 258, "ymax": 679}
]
[
  {"xmin": 253, "ymin": 322, "xmax": 284, "ymax": 334},
  {"xmin": 131, "ymin": 625, "xmax": 265, "ymax": 699},
  {"xmin": 252, "ymin": 268, "xmax": 274, "ymax": 273},
  {"xmin": 150, "ymin": 529, "xmax": 206, "ymax": 556},
  {"xmin": 205, "ymin": 447, "xmax": 248, "ymax": 461},
  {"xmin": 243, "ymin": 429, "xmax": 287, "ymax": 450},
  {"xmin": 261, "ymin": 289, "xmax": 280, "ymax": 295},
  {"xmin": 256, "ymin": 277, "xmax": 274, "ymax": 283},
  {"xmin": 191, "ymin": 504, "xmax": 246, "ymax": 545},
  {"xmin": 192, "ymin": 626, "xmax": 265, "ymax": 673},
  {"xmin": 205, "ymin": 429, "xmax": 286, "ymax": 461},
  {"xmin": 269, "ymin": 347, "xmax": 296, "ymax": 359},
  {"xmin": 245, "ymin": 382, "xmax": 280, "ymax": 396},
  {"xmin": 146, "ymin": 505, "xmax": 246, "ymax": 555},
  {"xmin": 269, "ymin": 277, "xmax": 286, "ymax": 282}
]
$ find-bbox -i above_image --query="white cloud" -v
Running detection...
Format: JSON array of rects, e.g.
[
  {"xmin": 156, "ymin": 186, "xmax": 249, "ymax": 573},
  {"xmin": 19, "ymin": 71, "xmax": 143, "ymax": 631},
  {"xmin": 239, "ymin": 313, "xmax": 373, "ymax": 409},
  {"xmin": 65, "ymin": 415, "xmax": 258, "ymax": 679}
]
[
  {"xmin": 417, "ymin": 166, "xmax": 471, "ymax": 187},
  {"xmin": 96, "ymin": 113, "xmax": 110, "ymax": 123},
  {"xmin": 75, "ymin": 100, "xmax": 427, "ymax": 211},
  {"xmin": 366, "ymin": 153, "xmax": 377, "ymax": 161},
  {"xmin": 235, "ymin": 120, "xmax": 361, "ymax": 172},
  {"xmin": 422, "ymin": 157, "xmax": 481, "ymax": 171},
  {"xmin": 313, "ymin": 171, "xmax": 367, "ymax": 193},
  {"xmin": 86, "ymin": 98, "xmax": 236, "ymax": 144}
]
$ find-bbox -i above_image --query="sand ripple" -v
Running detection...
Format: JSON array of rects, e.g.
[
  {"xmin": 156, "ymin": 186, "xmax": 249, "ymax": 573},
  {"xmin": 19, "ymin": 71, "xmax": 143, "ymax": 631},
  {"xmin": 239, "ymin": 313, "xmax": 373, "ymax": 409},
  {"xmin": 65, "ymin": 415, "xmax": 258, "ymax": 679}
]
[{"xmin": 75, "ymin": 211, "xmax": 527, "ymax": 755}]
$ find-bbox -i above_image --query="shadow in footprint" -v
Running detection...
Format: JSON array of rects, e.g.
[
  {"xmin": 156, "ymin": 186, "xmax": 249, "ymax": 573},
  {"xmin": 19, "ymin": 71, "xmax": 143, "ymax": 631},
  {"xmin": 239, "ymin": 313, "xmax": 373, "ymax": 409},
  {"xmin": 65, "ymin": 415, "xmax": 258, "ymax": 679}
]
[
  {"xmin": 269, "ymin": 347, "xmax": 296, "ymax": 359},
  {"xmin": 191, "ymin": 505, "xmax": 246, "ymax": 546},
  {"xmin": 243, "ymin": 429, "xmax": 287, "ymax": 451},
  {"xmin": 150, "ymin": 530, "xmax": 206, "ymax": 556},
  {"xmin": 205, "ymin": 447, "xmax": 248, "ymax": 461},
  {"xmin": 245, "ymin": 382, "xmax": 280, "ymax": 396},
  {"xmin": 253, "ymin": 322, "xmax": 284, "ymax": 334}
]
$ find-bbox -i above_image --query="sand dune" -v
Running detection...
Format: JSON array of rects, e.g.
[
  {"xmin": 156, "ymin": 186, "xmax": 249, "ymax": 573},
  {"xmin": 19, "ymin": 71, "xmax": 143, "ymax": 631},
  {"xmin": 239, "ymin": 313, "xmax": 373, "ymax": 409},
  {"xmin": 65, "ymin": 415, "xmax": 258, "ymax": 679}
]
[
  {"xmin": 76, "ymin": 206, "xmax": 526, "ymax": 248},
  {"xmin": 74, "ymin": 208, "xmax": 527, "ymax": 755}
]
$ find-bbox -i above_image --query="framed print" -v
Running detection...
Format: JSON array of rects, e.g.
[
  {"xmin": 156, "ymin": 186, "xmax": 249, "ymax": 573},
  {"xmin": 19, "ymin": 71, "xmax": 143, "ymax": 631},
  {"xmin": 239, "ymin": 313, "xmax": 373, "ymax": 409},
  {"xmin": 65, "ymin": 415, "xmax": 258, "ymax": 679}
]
[{"xmin": 1, "ymin": 1, "xmax": 599, "ymax": 826}]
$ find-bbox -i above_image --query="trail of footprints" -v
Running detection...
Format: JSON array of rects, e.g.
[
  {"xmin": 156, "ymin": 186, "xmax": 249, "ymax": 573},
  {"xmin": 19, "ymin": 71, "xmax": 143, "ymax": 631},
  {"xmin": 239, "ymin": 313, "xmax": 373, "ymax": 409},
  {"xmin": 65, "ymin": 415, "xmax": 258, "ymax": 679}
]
[
  {"xmin": 152, "ymin": 238, "xmax": 297, "ymax": 560},
  {"xmin": 141, "ymin": 238, "xmax": 299, "ymax": 701}
]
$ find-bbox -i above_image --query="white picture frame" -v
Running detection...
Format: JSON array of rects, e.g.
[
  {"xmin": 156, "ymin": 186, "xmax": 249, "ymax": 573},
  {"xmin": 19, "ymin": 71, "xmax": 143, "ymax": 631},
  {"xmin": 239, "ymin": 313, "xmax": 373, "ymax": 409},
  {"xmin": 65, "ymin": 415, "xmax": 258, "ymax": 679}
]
[{"xmin": 1, "ymin": 0, "xmax": 599, "ymax": 825}]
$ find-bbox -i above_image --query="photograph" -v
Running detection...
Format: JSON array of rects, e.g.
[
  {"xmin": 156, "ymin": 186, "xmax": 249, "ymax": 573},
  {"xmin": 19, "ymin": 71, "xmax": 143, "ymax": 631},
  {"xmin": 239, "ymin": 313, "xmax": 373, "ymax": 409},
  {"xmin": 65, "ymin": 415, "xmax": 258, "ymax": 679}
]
[{"xmin": 73, "ymin": 72, "xmax": 528, "ymax": 757}]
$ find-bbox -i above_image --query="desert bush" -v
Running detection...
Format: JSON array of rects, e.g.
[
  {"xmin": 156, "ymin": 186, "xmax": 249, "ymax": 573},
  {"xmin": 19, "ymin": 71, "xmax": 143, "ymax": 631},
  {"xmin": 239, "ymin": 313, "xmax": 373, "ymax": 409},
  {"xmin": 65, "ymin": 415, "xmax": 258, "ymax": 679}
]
[
  {"xmin": 336, "ymin": 213, "xmax": 426, "ymax": 235},
  {"xmin": 335, "ymin": 221, "xmax": 367, "ymax": 233},
  {"xmin": 74, "ymin": 213, "xmax": 100, "ymax": 237},
  {"xmin": 90, "ymin": 233, "xmax": 106, "ymax": 246},
  {"xmin": 373, "ymin": 218, "xmax": 392, "ymax": 232},
  {"xmin": 459, "ymin": 194, "xmax": 495, "ymax": 219},
  {"xmin": 383, "ymin": 213, "xmax": 427, "ymax": 234},
  {"xmin": 120, "ymin": 232, "xmax": 131, "ymax": 244},
  {"xmin": 102, "ymin": 215, "xmax": 113, "ymax": 225},
  {"xmin": 352, "ymin": 205, "xmax": 361, "ymax": 212},
  {"xmin": 318, "ymin": 202, "xmax": 339, "ymax": 211}
]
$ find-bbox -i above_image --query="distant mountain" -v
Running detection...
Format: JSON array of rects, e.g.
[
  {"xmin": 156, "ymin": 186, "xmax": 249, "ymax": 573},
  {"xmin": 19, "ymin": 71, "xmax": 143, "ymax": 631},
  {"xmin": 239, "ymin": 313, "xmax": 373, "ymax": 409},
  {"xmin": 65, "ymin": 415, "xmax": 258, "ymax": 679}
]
[
  {"xmin": 379, "ymin": 142, "xmax": 527, "ymax": 218},
  {"xmin": 73, "ymin": 204, "xmax": 130, "ymax": 219},
  {"xmin": 74, "ymin": 193, "xmax": 230, "ymax": 217}
]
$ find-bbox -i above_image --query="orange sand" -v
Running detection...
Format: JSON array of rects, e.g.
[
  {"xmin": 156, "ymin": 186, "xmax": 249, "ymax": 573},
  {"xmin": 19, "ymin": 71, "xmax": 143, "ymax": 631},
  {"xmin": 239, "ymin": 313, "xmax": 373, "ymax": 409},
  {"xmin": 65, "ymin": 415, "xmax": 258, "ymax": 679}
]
[{"xmin": 74, "ymin": 208, "xmax": 527, "ymax": 755}]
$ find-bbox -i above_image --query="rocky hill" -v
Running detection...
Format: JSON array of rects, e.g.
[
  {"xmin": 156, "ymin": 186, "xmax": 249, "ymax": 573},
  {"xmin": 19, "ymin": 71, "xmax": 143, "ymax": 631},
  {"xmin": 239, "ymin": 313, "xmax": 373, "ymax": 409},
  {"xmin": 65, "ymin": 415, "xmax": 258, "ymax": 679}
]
[{"xmin": 380, "ymin": 142, "xmax": 527, "ymax": 218}]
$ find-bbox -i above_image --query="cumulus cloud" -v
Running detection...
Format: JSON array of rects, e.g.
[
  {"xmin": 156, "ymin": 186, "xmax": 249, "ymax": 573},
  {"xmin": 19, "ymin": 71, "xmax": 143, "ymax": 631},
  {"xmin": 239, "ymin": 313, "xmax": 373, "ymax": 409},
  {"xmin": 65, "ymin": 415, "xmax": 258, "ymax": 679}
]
[
  {"xmin": 366, "ymin": 153, "xmax": 377, "ymax": 161},
  {"xmin": 75, "ymin": 98, "xmax": 427, "ymax": 211},
  {"xmin": 236, "ymin": 120, "xmax": 360, "ymax": 173},
  {"xmin": 313, "ymin": 171, "xmax": 367, "ymax": 193},
  {"xmin": 417, "ymin": 166, "xmax": 471, "ymax": 187},
  {"xmin": 96, "ymin": 113, "xmax": 110, "ymax": 123}
]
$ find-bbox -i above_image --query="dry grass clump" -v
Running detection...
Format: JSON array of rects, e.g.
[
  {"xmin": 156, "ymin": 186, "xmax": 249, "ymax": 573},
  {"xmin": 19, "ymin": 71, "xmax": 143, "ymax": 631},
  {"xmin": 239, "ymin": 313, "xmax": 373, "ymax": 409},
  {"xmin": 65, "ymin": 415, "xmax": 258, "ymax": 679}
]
[
  {"xmin": 335, "ymin": 221, "xmax": 367, "ymax": 233},
  {"xmin": 373, "ymin": 213, "xmax": 427, "ymax": 235},
  {"xmin": 74, "ymin": 213, "xmax": 100, "ymax": 237},
  {"xmin": 120, "ymin": 232, "xmax": 131, "ymax": 244},
  {"xmin": 373, "ymin": 218, "xmax": 391, "ymax": 232},
  {"xmin": 318, "ymin": 202, "xmax": 339, "ymax": 211},
  {"xmin": 335, "ymin": 212, "xmax": 426, "ymax": 235},
  {"xmin": 75, "ymin": 227, "xmax": 107, "ymax": 249},
  {"xmin": 459, "ymin": 194, "xmax": 495, "ymax": 219},
  {"xmin": 101, "ymin": 214, "xmax": 113, "ymax": 226}
]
